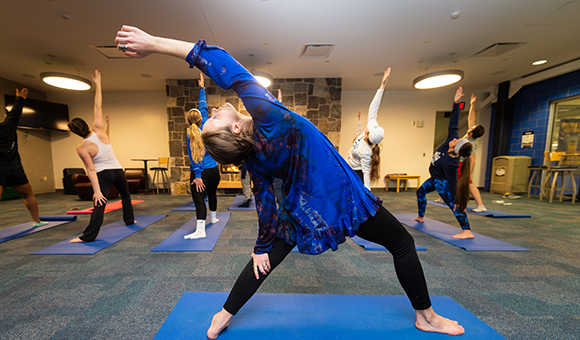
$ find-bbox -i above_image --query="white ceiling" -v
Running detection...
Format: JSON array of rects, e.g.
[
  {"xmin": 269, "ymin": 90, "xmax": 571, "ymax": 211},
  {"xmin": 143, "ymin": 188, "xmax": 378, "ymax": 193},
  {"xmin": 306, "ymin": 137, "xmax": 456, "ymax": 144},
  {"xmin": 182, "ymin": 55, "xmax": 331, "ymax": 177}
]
[{"xmin": 1, "ymin": 0, "xmax": 579, "ymax": 93}]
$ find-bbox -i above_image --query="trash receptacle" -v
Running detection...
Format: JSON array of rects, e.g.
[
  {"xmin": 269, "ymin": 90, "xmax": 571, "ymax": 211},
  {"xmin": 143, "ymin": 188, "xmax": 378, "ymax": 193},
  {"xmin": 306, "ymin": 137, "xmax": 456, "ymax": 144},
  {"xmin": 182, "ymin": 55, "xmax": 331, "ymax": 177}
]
[{"xmin": 490, "ymin": 156, "xmax": 531, "ymax": 194}]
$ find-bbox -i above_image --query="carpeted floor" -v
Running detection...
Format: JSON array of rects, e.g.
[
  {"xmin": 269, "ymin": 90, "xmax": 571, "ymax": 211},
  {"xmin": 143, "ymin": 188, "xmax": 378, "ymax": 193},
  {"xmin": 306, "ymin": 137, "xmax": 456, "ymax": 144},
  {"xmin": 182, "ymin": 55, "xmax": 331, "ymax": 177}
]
[{"xmin": 0, "ymin": 189, "xmax": 578, "ymax": 340}]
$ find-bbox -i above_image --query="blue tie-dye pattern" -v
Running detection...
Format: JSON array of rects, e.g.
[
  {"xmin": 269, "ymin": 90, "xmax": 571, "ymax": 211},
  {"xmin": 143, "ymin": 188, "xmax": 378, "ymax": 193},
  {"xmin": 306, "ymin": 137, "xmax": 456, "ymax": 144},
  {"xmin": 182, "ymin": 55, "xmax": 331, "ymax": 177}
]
[
  {"xmin": 416, "ymin": 178, "xmax": 470, "ymax": 230},
  {"xmin": 187, "ymin": 40, "xmax": 382, "ymax": 255}
]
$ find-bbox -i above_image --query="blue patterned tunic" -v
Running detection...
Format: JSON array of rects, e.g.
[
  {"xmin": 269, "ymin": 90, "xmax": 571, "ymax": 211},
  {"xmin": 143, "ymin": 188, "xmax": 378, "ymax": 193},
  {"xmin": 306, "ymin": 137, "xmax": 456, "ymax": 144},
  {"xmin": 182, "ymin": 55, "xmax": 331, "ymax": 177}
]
[{"xmin": 187, "ymin": 41, "xmax": 382, "ymax": 255}]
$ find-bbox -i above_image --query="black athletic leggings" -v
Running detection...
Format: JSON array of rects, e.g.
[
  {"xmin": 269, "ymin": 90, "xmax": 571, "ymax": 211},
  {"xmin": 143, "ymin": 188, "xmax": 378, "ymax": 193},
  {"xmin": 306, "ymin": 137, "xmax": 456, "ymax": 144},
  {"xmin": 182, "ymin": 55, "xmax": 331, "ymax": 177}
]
[
  {"xmin": 190, "ymin": 166, "xmax": 220, "ymax": 220},
  {"xmin": 223, "ymin": 206, "xmax": 431, "ymax": 314},
  {"xmin": 81, "ymin": 169, "xmax": 134, "ymax": 242}
]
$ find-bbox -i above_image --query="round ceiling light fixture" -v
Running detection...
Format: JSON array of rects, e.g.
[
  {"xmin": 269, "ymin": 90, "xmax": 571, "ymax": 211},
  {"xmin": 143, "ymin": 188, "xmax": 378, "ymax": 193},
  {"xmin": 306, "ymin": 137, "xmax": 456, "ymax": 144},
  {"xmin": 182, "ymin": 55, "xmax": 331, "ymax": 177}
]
[
  {"xmin": 413, "ymin": 70, "xmax": 464, "ymax": 90},
  {"xmin": 40, "ymin": 72, "xmax": 92, "ymax": 91},
  {"xmin": 252, "ymin": 71, "xmax": 274, "ymax": 88}
]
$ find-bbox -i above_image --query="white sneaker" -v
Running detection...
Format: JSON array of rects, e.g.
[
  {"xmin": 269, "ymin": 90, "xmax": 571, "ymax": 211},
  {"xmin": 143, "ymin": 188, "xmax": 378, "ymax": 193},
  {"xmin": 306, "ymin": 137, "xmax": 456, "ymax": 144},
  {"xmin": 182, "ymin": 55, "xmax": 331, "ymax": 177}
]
[
  {"xmin": 210, "ymin": 211, "xmax": 219, "ymax": 224},
  {"xmin": 433, "ymin": 198, "xmax": 443, "ymax": 203},
  {"xmin": 472, "ymin": 205, "xmax": 487, "ymax": 212}
]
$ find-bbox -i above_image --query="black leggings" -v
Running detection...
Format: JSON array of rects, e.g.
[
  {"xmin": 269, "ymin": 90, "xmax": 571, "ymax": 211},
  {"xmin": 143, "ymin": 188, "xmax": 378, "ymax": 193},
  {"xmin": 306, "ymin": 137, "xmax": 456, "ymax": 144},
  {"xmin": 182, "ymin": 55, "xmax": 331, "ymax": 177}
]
[
  {"xmin": 190, "ymin": 166, "xmax": 220, "ymax": 220},
  {"xmin": 81, "ymin": 169, "xmax": 134, "ymax": 242},
  {"xmin": 223, "ymin": 206, "xmax": 431, "ymax": 314}
]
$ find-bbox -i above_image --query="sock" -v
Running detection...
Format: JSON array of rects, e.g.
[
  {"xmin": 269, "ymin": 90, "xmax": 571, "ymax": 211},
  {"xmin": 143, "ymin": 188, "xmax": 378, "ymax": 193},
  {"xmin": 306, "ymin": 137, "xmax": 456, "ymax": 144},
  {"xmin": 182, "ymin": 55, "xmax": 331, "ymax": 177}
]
[
  {"xmin": 33, "ymin": 221, "xmax": 49, "ymax": 228},
  {"xmin": 210, "ymin": 211, "xmax": 219, "ymax": 224},
  {"xmin": 184, "ymin": 220, "xmax": 206, "ymax": 239}
]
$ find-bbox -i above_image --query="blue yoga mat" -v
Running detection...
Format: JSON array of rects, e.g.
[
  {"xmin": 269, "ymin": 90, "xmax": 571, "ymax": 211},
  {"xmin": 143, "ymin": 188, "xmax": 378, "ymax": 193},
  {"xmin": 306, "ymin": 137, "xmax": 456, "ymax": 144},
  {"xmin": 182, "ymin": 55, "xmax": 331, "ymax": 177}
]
[
  {"xmin": 171, "ymin": 198, "xmax": 219, "ymax": 211},
  {"xmin": 154, "ymin": 292, "xmax": 506, "ymax": 340},
  {"xmin": 0, "ymin": 215, "xmax": 78, "ymax": 243},
  {"xmin": 394, "ymin": 214, "xmax": 529, "ymax": 251},
  {"xmin": 427, "ymin": 201, "xmax": 531, "ymax": 218},
  {"xmin": 228, "ymin": 195, "xmax": 256, "ymax": 211},
  {"xmin": 351, "ymin": 236, "xmax": 427, "ymax": 251},
  {"xmin": 31, "ymin": 214, "xmax": 166, "ymax": 255},
  {"xmin": 151, "ymin": 212, "xmax": 230, "ymax": 252}
]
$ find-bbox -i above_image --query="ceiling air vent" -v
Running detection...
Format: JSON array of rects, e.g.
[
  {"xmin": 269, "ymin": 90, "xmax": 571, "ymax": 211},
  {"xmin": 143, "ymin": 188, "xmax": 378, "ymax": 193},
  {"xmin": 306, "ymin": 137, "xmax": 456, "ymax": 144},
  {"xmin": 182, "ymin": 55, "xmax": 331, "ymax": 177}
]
[
  {"xmin": 300, "ymin": 44, "xmax": 335, "ymax": 59},
  {"xmin": 472, "ymin": 42, "xmax": 526, "ymax": 57},
  {"xmin": 90, "ymin": 45, "xmax": 131, "ymax": 59}
]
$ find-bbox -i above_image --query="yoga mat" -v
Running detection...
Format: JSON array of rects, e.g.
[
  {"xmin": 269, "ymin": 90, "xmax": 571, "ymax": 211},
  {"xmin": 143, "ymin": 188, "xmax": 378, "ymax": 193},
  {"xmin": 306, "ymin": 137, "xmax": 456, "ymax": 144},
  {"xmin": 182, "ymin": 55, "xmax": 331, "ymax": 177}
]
[
  {"xmin": 427, "ymin": 201, "xmax": 531, "ymax": 218},
  {"xmin": 394, "ymin": 214, "xmax": 530, "ymax": 252},
  {"xmin": 0, "ymin": 215, "xmax": 78, "ymax": 244},
  {"xmin": 228, "ymin": 195, "xmax": 256, "ymax": 211},
  {"xmin": 31, "ymin": 214, "xmax": 166, "ymax": 255},
  {"xmin": 171, "ymin": 197, "xmax": 219, "ymax": 211},
  {"xmin": 153, "ymin": 292, "xmax": 506, "ymax": 340},
  {"xmin": 66, "ymin": 199, "xmax": 144, "ymax": 214},
  {"xmin": 151, "ymin": 212, "xmax": 230, "ymax": 252},
  {"xmin": 351, "ymin": 236, "xmax": 427, "ymax": 251}
]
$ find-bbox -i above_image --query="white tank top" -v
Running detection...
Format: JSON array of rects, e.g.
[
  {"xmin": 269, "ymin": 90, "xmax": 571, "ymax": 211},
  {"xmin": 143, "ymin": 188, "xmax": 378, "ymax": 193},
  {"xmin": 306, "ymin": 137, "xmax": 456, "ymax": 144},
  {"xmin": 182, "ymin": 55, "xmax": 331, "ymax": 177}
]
[{"xmin": 84, "ymin": 132, "xmax": 123, "ymax": 173}]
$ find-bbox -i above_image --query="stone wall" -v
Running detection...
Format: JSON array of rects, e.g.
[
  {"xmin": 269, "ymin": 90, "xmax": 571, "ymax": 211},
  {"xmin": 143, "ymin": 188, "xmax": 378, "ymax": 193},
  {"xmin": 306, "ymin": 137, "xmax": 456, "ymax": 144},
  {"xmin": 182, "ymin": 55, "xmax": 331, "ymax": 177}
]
[{"xmin": 165, "ymin": 77, "xmax": 342, "ymax": 195}]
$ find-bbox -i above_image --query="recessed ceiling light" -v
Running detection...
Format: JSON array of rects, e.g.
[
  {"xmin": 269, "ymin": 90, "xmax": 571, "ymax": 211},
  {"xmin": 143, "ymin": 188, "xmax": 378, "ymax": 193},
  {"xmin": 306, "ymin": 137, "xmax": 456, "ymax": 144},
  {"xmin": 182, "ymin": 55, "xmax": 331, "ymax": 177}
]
[{"xmin": 532, "ymin": 59, "xmax": 547, "ymax": 66}]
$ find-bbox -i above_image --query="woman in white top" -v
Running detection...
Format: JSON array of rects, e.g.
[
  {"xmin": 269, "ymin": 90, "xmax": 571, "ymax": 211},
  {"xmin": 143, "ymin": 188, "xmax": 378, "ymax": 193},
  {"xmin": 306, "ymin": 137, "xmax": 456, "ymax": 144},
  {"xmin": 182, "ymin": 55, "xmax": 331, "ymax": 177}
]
[
  {"xmin": 347, "ymin": 68, "xmax": 390, "ymax": 191},
  {"xmin": 67, "ymin": 70, "xmax": 135, "ymax": 243}
]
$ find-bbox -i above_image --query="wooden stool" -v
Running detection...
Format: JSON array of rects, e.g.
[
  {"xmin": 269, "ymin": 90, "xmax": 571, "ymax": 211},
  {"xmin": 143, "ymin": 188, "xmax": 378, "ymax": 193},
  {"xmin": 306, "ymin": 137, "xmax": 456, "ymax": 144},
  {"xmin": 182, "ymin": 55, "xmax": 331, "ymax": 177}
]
[{"xmin": 385, "ymin": 175, "xmax": 421, "ymax": 193}]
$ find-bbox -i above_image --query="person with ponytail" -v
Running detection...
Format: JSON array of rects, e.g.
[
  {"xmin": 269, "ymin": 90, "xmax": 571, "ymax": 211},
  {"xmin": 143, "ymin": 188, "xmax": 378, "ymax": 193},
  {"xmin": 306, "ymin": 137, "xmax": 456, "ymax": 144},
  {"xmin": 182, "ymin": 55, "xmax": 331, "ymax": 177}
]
[
  {"xmin": 413, "ymin": 86, "xmax": 475, "ymax": 239},
  {"xmin": 347, "ymin": 68, "xmax": 389, "ymax": 191},
  {"xmin": 67, "ymin": 70, "xmax": 135, "ymax": 243},
  {"xmin": 184, "ymin": 73, "xmax": 221, "ymax": 240},
  {"xmin": 116, "ymin": 26, "xmax": 465, "ymax": 338}
]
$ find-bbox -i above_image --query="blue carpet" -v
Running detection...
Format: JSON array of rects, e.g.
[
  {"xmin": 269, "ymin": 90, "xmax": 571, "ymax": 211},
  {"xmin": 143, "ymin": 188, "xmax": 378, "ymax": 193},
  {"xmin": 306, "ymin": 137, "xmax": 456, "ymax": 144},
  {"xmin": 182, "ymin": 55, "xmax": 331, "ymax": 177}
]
[
  {"xmin": 394, "ymin": 214, "xmax": 530, "ymax": 251},
  {"xmin": 151, "ymin": 212, "xmax": 230, "ymax": 252},
  {"xmin": 351, "ymin": 236, "xmax": 427, "ymax": 251},
  {"xmin": 0, "ymin": 215, "xmax": 77, "ymax": 243},
  {"xmin": 228, "ymin": 195, "xmax": 256, "ymax": 211},
  {"xmin": 153, "ymin": 292, "xmax": 506, "ymax": 340},
  {"xmin": 171, "ymin": 198, "xmax": 219, "ymax": 211},
  {"xmin": 31, "ymin": 214, "xmax": 166, "ymax": 255},
  {"xmin": 427, "ymin": 201, "xmax": 531, "ymax": 218}
]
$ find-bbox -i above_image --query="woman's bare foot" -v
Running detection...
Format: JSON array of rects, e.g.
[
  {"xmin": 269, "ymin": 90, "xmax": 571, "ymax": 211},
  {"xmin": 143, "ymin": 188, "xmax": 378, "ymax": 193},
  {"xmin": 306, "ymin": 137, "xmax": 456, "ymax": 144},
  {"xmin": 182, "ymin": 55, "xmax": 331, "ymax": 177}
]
[
  {"xmin": 69, "ymin": 237, "xmax": 84, "ymax": 243},
  {"xmin": 415, "ymin": 307, "xmax": 465, "ymax": 335},
  {"xmin": 452, "ymin": 230, "xmax": 474, "ymax": 239},
  {"xmin": 413, "ymin": 216, "xmax": 425, "ymax": 223},
  {"xmin": 207, "ymin": 309, "xmax": 232, "ymax": 339}
]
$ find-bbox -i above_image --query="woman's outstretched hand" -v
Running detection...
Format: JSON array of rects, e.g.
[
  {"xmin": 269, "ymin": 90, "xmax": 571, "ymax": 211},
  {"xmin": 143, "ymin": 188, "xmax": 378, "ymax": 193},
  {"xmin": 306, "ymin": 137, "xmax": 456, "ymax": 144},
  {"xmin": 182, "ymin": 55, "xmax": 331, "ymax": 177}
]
[
  {"xmin": 454, "ymin": 86, "xmax": 464, "ymax": 103},
  {"xmin": 115, "ymin": 25, "xmax": 156, "ymax": 58},
  {"xmin": 191, "ymin": 177, "xmax": 206, "ymax": 192}
]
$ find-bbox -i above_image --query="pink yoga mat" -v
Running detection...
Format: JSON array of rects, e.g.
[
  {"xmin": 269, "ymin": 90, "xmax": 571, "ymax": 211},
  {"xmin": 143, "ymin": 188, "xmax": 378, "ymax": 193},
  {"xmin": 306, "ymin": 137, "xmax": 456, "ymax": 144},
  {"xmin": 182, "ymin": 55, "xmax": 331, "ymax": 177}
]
[{"xmin": 67, "ymin": 200, "xmax": 144, "ymax": 214}]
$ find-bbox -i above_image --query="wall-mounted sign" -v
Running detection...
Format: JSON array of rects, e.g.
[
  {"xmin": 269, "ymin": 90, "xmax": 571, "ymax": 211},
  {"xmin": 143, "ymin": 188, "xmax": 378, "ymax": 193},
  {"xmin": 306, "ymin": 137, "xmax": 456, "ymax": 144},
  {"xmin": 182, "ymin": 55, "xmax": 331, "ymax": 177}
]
[{"xmin": 522, "ymin": 131, "xmax": 534, "ymax": 148}]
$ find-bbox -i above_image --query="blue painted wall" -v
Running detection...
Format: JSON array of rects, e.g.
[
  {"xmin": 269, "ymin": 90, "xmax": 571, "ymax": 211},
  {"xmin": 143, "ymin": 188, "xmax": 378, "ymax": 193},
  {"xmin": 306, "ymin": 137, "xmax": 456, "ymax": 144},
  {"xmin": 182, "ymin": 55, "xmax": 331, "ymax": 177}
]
[{"xmin": 485, "ymin": 68, "xmax": 580, "ymax": 191}]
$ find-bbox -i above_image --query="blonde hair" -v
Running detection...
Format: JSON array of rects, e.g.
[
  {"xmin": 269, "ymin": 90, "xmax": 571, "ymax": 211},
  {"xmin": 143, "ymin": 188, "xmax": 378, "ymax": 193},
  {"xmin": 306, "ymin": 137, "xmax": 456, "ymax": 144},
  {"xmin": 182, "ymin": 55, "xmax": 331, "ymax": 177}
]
[{"xmin": 187, "ymin": 109, "xmax": 205, "ymax": 163}]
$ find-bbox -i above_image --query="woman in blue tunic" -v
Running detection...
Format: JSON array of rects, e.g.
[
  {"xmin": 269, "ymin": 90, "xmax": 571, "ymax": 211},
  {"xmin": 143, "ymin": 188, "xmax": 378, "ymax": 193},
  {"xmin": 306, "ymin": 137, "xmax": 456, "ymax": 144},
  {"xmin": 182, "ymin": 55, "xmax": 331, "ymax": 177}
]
[
  {"xmin": 116, "ymin": 25, "xmax": 465, "ymax": 338},
  {"xmin": 184, "ymin": 73, "xmax": 220, "ymax": 239}
]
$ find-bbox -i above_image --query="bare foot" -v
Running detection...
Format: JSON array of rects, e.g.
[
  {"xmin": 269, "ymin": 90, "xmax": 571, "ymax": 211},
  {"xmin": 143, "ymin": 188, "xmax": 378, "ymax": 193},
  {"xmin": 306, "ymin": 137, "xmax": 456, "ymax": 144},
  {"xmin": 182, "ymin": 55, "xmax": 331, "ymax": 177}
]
[
  {"xmin": 207, "ymin": 309, "xmax": 232, "ymax": 339},
  {"xmin": 415, "ymin": 307, "xmax": 465, "ymax": 336},
  {"xmin": 413, "ymin": 216, "xmax": 425, "ymax": 223},
  {"xmin": 69, "ymin": 237, "xmax": 84, "ymax": 243},
  {"xmin": 452, "ymin": 230, "xmax": 474, "ymax": 239}
]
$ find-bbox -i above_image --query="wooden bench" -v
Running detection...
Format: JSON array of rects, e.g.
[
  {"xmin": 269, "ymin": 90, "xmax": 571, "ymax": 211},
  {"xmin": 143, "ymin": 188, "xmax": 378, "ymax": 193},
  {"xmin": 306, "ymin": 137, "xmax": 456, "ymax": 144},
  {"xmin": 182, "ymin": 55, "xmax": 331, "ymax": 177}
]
[
  {"xmin": 218, "ymin": 180, "xmax": 243, "ymax": 189},
  {"xmin": 384, "ymin": 174, "xmax": 421, "ymax": 193}
]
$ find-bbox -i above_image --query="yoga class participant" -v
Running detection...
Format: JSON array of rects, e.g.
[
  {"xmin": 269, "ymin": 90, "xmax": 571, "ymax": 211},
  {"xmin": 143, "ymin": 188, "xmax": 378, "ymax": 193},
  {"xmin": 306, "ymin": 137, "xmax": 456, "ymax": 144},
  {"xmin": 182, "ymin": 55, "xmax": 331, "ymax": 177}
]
[
  {"xmin": 116, "ymin": 25, "xmax": 465, "ymax": 338},
  {"xmin": 462, "ymin": 94, "xmax": 487, "ymax": 212},
  {"xmin": 184, "ymin": 73, "xmax": 220, "ymax": 239},
  {"xmin": 413, "ymin": 87, "xmax": 474, "ymax": 239},
  {"xmin": 0, "ymin": 88, "xmax": 48, "ymax": 228},
  {"xmin": 67, "ymin": 70, "xmax": 135, "ymax": 243},
  {"xmin": 347, "ymin": 68, "xmax": 389, "ymax": 191}
]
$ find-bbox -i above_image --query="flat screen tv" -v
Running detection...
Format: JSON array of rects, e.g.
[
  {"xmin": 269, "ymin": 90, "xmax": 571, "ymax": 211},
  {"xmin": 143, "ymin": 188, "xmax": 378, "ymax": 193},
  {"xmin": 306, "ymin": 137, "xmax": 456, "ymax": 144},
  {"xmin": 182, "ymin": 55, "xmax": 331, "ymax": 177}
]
[{"xmin": 4, "ymin": 95, "xmax": 70, "ymax": 132}]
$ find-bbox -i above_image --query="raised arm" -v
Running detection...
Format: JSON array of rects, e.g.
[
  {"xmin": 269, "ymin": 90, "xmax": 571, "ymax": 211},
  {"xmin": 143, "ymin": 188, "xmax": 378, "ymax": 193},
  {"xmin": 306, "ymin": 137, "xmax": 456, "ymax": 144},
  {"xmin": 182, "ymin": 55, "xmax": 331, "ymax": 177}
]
[
  {"xmin": 356, "ymin": 109, "xmax": 362, "ymax": 136},
  {"xmin": 3, "ymin": 88, "xmax": 28, "ymax": 128},
  {"xmin": 367, "ymin": 68, "xmax": 390, "ymax": 124},
  {"xmin": 467, "ymin": 94, "xmax": 477, "ymax": 128},
  {"xmin": 116, "ymin": 26, "xmax": 286, "ymax": 124},
  {"xmin": 447, "ymin": 87, "xmax": 464, "ymax": 139},
  {"xmin": 105, "ymin": 116, "xmax": 110, "ymax": 137},
  {"xmin": 91, "ymin": 70, "xmax": 105, "ymax": 132}
]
